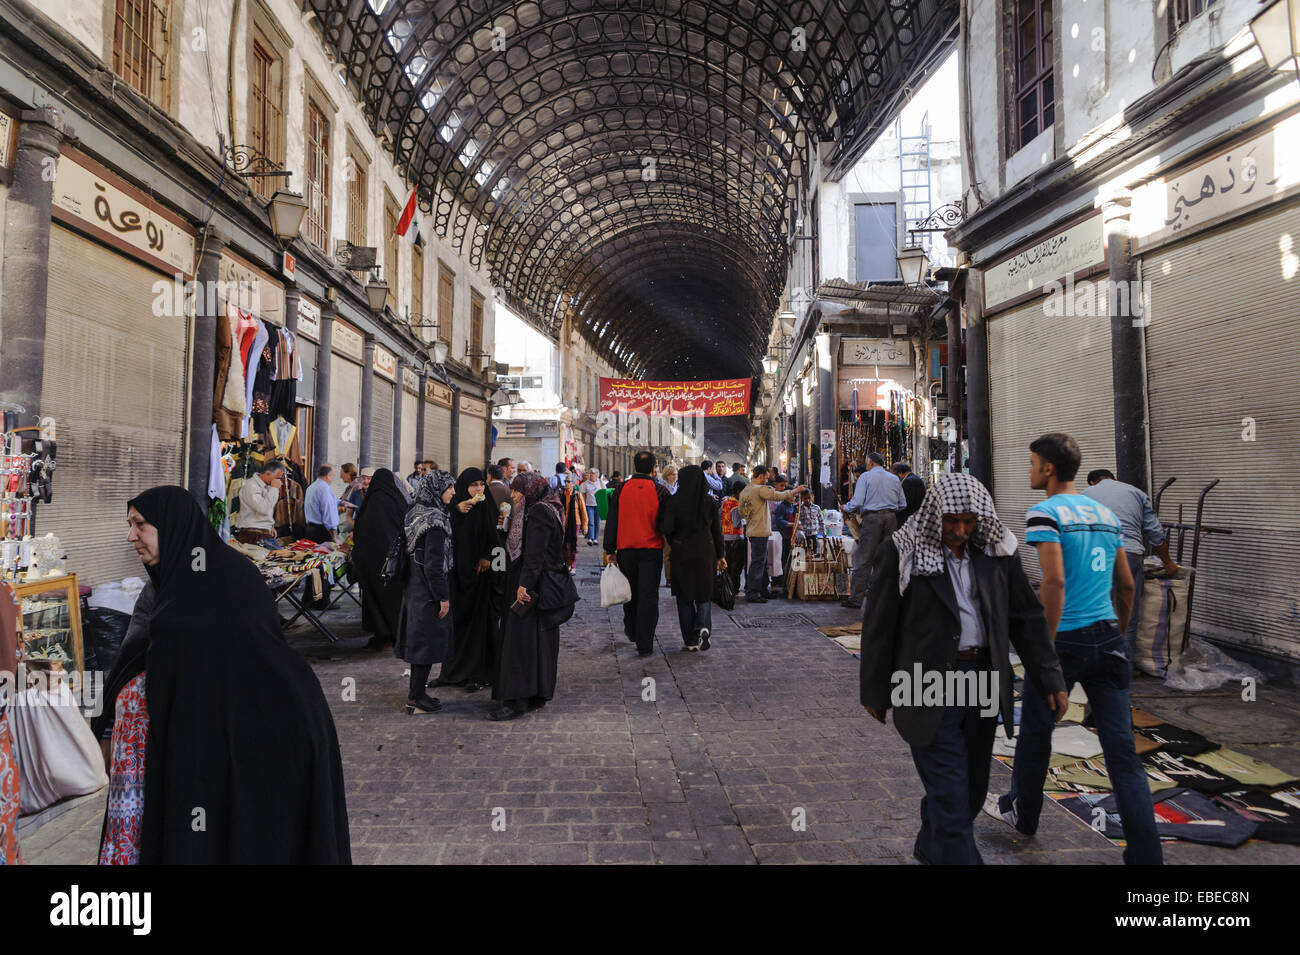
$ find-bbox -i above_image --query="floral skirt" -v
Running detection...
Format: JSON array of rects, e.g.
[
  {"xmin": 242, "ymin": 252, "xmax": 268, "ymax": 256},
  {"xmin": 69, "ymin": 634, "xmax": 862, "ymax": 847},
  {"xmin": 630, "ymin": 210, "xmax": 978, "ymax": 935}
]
[
  {"xmin": 0, "ymin": 711, "xmax": 20, "ymax": 865},
  {"xmin": 98, "ymin": 673, "xmax": 147, "ymax": 865}
]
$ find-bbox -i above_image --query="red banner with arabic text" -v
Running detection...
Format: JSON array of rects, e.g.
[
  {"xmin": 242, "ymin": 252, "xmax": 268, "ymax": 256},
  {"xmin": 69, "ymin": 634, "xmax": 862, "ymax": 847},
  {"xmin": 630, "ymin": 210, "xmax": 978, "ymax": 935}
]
[{"xmin": 599, "ymin": 378, "xmax": 751, "ymax": 417}]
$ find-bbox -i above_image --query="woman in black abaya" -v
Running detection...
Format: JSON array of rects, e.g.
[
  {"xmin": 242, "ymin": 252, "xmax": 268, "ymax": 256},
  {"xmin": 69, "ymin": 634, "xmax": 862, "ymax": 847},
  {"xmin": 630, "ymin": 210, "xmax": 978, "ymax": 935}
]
[
  {"xmin": 660, "ymin": 464, "xmax": 726, "ymax": 651},
  {"xmin": 396, "ymin": 470, "xmax": 456, "ymax": 714},
  {"xmin": 490, "ymin": 471, "xmax": 564, "ymax": 721},
  {"xmin": 352, "ymin": 468, "xmax": 409, "ymax": 651},
  {"xmin": 430, "ymin": 468, "xmax": 498, "ymax": 693},
  {"xmin": 117, "ymin": 486, "xmax": 350, "ymax": 863}
]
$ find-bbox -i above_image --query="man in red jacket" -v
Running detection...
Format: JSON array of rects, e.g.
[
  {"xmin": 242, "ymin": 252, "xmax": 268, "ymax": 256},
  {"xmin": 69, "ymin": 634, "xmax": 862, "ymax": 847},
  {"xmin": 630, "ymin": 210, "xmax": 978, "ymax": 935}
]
[{"xmin": 604, "ymin": 450, "xmax": 670, "ymax": 656}]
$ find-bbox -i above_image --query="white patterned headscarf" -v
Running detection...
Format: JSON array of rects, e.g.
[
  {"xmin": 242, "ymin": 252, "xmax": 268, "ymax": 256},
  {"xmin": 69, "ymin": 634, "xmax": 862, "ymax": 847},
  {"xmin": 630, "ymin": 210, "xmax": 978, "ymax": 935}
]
[{"xmin": 891, "ymin": 473, "xmax": 1017, "ymax": 594}]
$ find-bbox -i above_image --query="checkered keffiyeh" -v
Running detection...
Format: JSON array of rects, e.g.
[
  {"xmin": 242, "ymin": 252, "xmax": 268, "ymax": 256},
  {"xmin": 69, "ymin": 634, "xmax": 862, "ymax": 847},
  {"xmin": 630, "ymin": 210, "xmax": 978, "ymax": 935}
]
[{"xmin": 891, "ymin": 473, "xmax": 1017, "ymax": 594}]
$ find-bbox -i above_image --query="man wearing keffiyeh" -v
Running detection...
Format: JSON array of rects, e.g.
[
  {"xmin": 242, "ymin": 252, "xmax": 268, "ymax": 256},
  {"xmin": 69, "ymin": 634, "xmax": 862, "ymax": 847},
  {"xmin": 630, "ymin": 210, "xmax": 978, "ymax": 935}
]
[{"xmin": 858, "ymin": 473, "xmax": 1068, "ymax": 865}]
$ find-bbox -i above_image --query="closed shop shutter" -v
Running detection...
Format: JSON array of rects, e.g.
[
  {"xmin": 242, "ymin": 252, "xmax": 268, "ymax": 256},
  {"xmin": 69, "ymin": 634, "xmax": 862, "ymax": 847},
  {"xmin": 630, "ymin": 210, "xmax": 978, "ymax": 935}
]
[
  {"xmin": 1143, "ymin": 200, "xmax": 1300, "ymax": 658},
  {"xmin": 328, "ymin": 358, "xmax": 362, "ymax": 472},
  {"xmin": 42, "ymin": 226, "xmax": 187, "ymax": 585},
  {"xmin": 987, "ymin": 298, "xmax": 1115, "ymax": 579},
  {"xmin": 400, "ymin": 390, "xmax": 418, "ymax": 475},
  {"xmin": 372, "ymin": 377, "xmax": 394, "ymax": 471},
  {"xmin": 424, "ymin": 401, "xmax": 452, "ymax": 472},
  {"xmin": 296, "ymin": 338, "xmax": 317, "ymax": 404},
  {"xmin": 458, "ymin": 411, "xmax": 486, "ymax": 472}
]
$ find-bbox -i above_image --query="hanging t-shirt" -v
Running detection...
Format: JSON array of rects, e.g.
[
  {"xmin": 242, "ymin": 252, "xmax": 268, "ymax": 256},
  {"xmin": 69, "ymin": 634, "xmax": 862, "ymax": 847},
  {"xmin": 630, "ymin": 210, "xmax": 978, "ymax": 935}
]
[{"xmin": 1025, "ymin": 493, "xmax": 1124, "ymax": 631}]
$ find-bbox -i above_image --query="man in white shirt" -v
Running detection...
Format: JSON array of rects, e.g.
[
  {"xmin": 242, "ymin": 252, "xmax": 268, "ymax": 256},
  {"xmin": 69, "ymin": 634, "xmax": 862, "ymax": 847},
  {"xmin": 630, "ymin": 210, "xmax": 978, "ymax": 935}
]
[
  {"xmin": 841, "ymin": 452, "xmax": 908, "ymax": 608},
  {"xmin": 234, "ymin": 459, "xmax": 284, "ymax": 544}
]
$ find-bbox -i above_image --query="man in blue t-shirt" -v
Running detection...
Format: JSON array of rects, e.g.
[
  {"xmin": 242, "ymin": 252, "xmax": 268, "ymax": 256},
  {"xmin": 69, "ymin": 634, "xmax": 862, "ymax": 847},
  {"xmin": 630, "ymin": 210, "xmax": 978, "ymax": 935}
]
[{"xmin": 984, "ymin": 432, "xmax": 1161, "ymax": 865}]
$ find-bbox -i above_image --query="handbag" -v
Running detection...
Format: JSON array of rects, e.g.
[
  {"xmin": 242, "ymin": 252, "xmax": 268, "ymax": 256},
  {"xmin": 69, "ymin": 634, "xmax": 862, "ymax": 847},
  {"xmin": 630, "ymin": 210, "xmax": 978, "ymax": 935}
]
[
  {"xmin": 537, "ymin": 562, "xmax": 580, "ymax": 627},
  {"xmin": 9, "ymin": 684, "xmax": 108, "ymax": 815},
  {"xmin": 380, "ymin": 530, "xmax": 410, "ymax": 585},
  {"xmin": 713, "ymin": 567, "xmax": 736, "ymax": 611}
]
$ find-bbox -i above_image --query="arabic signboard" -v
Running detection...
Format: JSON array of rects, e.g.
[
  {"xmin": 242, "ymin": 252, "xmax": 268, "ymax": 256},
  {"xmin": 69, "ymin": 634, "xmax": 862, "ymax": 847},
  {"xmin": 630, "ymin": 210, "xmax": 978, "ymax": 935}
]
[
  {"xmin": 598, "ymin": 378, "xmax": 751, "ymax": 417},
  {"xmin": 296, "ymin": 296, "xmax": 321, "ymax": 341},
  {"xmin": 332, "ymin": 319, "xmax": 365, "ymax": 363},
  {"xmin": 982, "ymin": 214, "xmax": 1105, "ymax": 312},
  {"xmin": 425, "ymin": 379, "xmax": 453, "ymax": 407},
  {"xmin": 51, "ymin": 147, "xmax": 196, "ymax": 277},
  {"xmin": 460, "ymin": 394, "xmax": 488, "ymax": 418},
  {"xmin": 841, "ymin": 338, "xmax": 912, "ymax": 366},
  {"xmin": 1133, "ymin": 112, "xmax": 1300, "ymax": 249},
  {"xmin": 373, "ymin": 345, "xmax": 397, "ymax": 380}
]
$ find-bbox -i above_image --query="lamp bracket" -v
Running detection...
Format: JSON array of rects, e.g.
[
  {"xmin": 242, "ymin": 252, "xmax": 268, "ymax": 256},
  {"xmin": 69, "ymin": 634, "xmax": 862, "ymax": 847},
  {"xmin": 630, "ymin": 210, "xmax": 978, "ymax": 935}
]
[{"xmin": 224, "ymin": 143, "xmax": 293, "ymax": 181}]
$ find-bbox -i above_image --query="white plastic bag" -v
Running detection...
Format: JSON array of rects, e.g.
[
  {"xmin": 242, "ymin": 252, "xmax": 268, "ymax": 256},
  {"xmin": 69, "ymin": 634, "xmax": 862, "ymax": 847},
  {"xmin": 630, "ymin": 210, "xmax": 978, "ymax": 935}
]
[
  {"xmin": 1164, "ymin": 637, "xmax": 1263, "ymax": 692},
  {"xmin": 600, "ymin": 562, "xmax": 632, "ymax": 607},
  {"xmin": 8, "ymin": 683, "xmax": 107, "ymax": 815}
]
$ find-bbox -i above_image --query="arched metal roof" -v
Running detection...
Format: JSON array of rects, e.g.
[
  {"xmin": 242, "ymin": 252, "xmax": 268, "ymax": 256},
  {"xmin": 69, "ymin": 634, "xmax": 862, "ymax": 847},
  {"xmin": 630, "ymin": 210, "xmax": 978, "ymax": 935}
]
[{"xmin": 307, "ymin": 0, "xmax": 957, "ymax": 449}]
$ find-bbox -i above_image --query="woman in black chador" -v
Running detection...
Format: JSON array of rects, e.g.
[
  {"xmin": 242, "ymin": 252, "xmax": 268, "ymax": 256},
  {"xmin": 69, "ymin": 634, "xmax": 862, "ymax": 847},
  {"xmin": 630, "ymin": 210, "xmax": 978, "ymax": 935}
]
[
  {"xmin": 351, "ymin": 468, "xmax": 409, "ymax": 651},
  {"xmin": 490, "ymin": 471, "xmax": 564, "ymax": 721},
  {"xmin": 660, "ymin": 464, "xmax": 726, "ymax": 651},
  {"xmin": 396, "ymin": 470, "xmax": 456, "ymax": 714},
  {"xmin": 112, "ymin": 485, "xmax": 350, "ymax": 863},
  {"xmin": 428, "ymin": 468, "xmax": 499, "ymax": 693}
]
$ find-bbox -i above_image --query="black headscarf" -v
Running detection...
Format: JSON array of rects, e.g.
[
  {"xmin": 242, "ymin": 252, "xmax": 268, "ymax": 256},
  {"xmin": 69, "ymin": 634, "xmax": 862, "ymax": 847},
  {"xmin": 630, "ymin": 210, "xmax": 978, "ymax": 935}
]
[
  {"xmin": 666, "ymin": 464, "xmax": 714, "ymax": 534},
  {"xmin": 125, "ymin": 486, "xmax": 350, "ymax": 863},
  {"xmin": 352, "ymin": 468, "xmax": 409, "ymax": 573},
  {"xmin": 450, "ymin": 467, "xmax": 496, "ymax": 589}
]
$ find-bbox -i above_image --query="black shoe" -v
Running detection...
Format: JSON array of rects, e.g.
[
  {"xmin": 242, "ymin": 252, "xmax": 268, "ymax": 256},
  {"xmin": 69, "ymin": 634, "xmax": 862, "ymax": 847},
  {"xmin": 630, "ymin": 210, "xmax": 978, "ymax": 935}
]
[
  {"xmin": 487, "ymin": 706, "xmax": 523, "ymax": 721},
  {"xmin": 747, "ymin": 595, "xmax": 768, "ymax": 603},
  {"xmin": 464, "ymin": 682, "xmax": 482, "ymax": 693},
  {"xmin": 366, "ymin": 635, "xmax": 388, "ymax": 652},
  {"xmin": 840, "ymin": 599, "xmax": 860, "ymax": 609},
  {"xmin": 404, "ymin": 696, "xmax": 443, "ymax": 714},
  {"xmin": 427, "ymin": 677, "xmax": 466, "ymax": 689},
  {"xmin": 683, "ymin": 639, "xmax": 701, "ymax": 652},
  {"xmin": 637, "ymin": 648, "xmax": 653, "ymax": 657},
  {"xmin": 698, "ymin": 628, "xmax": 711, "ymax": 651}
]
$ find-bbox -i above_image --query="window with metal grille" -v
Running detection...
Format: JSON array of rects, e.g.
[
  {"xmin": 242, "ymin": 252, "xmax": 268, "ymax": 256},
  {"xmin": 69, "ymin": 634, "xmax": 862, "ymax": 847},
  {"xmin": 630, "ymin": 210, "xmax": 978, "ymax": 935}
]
[
  {"xmin": 112, "ymin": 0, "xmax": 171, "ymax": 107},
  {"xmin": 1170, "ymin": 0, "xmax": 1216, "ymax": 31},
  {"xmin": 411, "ymin": 242, "xmax": 424, "ymax": 331},
  {"xmin": 471, "ymin": 292, "xmax": 484, "ymax": 363},
  {"xmin": 346, "ymin": 153, "xmax": 367, "ymax": 248},
  {"xmin": 1013, "ymin": 0, "xmax": 1053, "ymax": 151},
  {"xmin": 385, "ymin": 196, "xmax": 400, "ymax": 312},
  {"xmin": 305, "ymin": 101, "xmax": 331, "ymax": 251},
  {"xmin": 438, "ymin": 264, "xmax": 454, "ymax": 346},
  {"xmin": 249, "ymin": 38, "xmax": 284, "ymax": 201}
]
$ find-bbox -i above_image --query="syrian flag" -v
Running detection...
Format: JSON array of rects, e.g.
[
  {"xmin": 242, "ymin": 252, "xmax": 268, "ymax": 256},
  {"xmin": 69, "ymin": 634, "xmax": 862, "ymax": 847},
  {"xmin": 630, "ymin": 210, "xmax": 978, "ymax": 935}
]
[{"xmin": 396, "ymin": 188, "xmax": 423, "ymax": 246}]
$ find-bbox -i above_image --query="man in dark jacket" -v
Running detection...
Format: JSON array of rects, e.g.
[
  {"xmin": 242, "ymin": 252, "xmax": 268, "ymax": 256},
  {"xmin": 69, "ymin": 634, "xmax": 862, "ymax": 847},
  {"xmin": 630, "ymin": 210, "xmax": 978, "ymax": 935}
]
[
  {"xmin": 604, "ymin": 451, "xmax": 670, "ymax": 657},
  {"xmin": 892, "ymin": 461, "xmax": 927, "ymax": 525},
  {"xmin": 859, "ymin": 474, "xmax": 1068, "ymax": 865}
]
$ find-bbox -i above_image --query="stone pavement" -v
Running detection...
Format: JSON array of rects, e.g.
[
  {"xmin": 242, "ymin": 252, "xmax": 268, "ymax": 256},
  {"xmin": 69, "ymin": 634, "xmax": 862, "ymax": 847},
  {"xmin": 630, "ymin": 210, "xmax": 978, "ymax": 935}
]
[{"xmin": 22, "ymin": 543, "xmax": 1300, "ymax": 864}]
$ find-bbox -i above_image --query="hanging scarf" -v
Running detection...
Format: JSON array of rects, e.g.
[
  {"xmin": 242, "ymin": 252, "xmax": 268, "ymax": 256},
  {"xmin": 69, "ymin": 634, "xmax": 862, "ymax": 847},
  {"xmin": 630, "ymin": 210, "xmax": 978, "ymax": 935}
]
[
  {"xmin": 404, "ymin": 469, "xmax": 455, "ymax": 567},
  {"xmin": 891, "ymin": 473, "xmax": 1017, "ymax": 595}
]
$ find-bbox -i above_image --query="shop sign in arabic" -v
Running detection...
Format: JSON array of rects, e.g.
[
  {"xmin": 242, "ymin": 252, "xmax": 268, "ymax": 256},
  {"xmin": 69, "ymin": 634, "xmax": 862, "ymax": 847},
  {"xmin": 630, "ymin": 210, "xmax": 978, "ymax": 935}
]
[
  {"xmin": 296, "ymin": 297, "xmax": 321, "ymax": 341},
  {"xmin": 599, "ymin": 378, "xmax": 751, "ymax": 417},
  {"xmin": 841, "ymin": 338, "xmax": 912, "ymax": 366},
  {"xmin": 332, "ymin": 320, "xmax": 365, "ymax": 363},
  {"xmin": 983, "ymin": 215, "xmax": 1105, "ymax": 311},
  {"xmin": 402, "ymin": 365, "xmax": 420, "ymax": 393},
  {"xmin": 51, "ymin": 152, "xmax": 195, "ymax": 274},
  {"xmin": 1133, "ymin": 113, "xmax": 1300, "ymax": 246},
  {"xmin": 373, "ymin": 345, "xmax": 397, "ymax": 380},
  {"xmin": 426, "ymin": 379, "xmax": 454, "ymax": 407},
  {"xmin": 460, "ymin": 394, "xmax": 488, "ymax": 417}
]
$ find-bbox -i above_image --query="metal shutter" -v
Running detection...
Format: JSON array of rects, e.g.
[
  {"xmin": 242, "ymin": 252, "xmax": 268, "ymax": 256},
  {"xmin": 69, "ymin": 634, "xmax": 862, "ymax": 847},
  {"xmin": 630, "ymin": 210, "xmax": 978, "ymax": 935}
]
[
  {"xmin": 400, "ymin": 389, "xmax": 418, "ymax": 475},
  {"xmin": 1143, "ymin": 201, "xmax": 1300, "ymax": 658},
  {"xmin": 423, "ymin": 401, "xmax": 451, "ymax": 471},
  {"xmin": 371, "ymin": 377, "xmax": 394, "ymax": 472},
  {"xmin": 296, "ymin": 338, "xmax": 317, "ymax": 404},
  {"xmin": 328, "ymin": 358, "xmax": 362, "ymax": 472},
  {"xmin": 987, "ymin": 299, "xmax": 1116, "ymax": 579},
  {"xmin": 41, "ymin": 226, "xmax": 187, "ymax": 585},
  {"xmin": 457, "ymin": 411, "xmax": 485, "ymax": 473}
]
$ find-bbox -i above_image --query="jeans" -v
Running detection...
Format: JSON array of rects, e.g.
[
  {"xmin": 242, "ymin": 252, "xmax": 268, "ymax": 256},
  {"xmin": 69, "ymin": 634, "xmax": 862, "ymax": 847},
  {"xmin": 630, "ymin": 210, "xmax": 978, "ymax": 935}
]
[
  {"xmin": 1006, "ymin": 619, "xmax": 1163, "ymax": 865},
  {"xmin": 617, "ymin": 548, "xmax": 663, "ymax": 654},
  {"xmin": 745, "ymin": 536, "xmax": 769, "ymax": 598},
  {"xmin": 908, "ymin": 660, "xmax": 998, "ymax": 865},
  {"xmin": 586, "ymin": 505, "xmax": 600, "ymax": 542},
  {"xmin": 676, "ymin": 595, "xmax": 713, "ymax": 644}
]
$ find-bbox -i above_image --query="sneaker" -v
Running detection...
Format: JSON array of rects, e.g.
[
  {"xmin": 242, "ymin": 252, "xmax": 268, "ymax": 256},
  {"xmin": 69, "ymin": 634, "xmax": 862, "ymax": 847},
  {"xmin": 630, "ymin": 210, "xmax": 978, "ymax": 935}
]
[
  {"xmin": 982, "ymin": 792, "xmax": 1019, "ymax": 829},
  {"xmin": 683, "ymin": 639, "xmax": 701, "ymax": 652},
  {"xmin": 698, "ymin": 628, "xmax": 711, "ymax": 651}
]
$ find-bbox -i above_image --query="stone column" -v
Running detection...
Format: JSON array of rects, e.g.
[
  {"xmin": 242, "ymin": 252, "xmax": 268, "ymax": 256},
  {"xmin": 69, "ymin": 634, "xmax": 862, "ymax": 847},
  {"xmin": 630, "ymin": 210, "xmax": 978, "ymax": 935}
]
[
  {"xmin": 313, "ymin": 296, "xmax": 335, "ymax": 471},
  {"xmin": 186, "ymin": 223, "xmax": 227, "ymax": 505},
  {"xmin": 965, "ymin": 270, "xmax": 993, "ymax": 491},
  {"xmin": 392, "ymin": 357, "xmax": 405, "ymax": 473},
  {"xmin": 360, "ymin": 333, "xmax": 375, "ymax": 468},
  {"xmin": 449, "ymin": 383, "xmax": 461, "ymax": 474},
  {"xmin": 284, "ymin": 283, "xmax": 300, "ymax": 333},
  {"xmin": 415, "ymin": 368, "xmax": 428, "ymax": 462},
  {"xmin": 1104, "ymin": 195, "xmax": 1149, "ymax": 491},
  {"xmin": 0, "ymin": 107, "xmax": 70, "ymax": 427}
]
